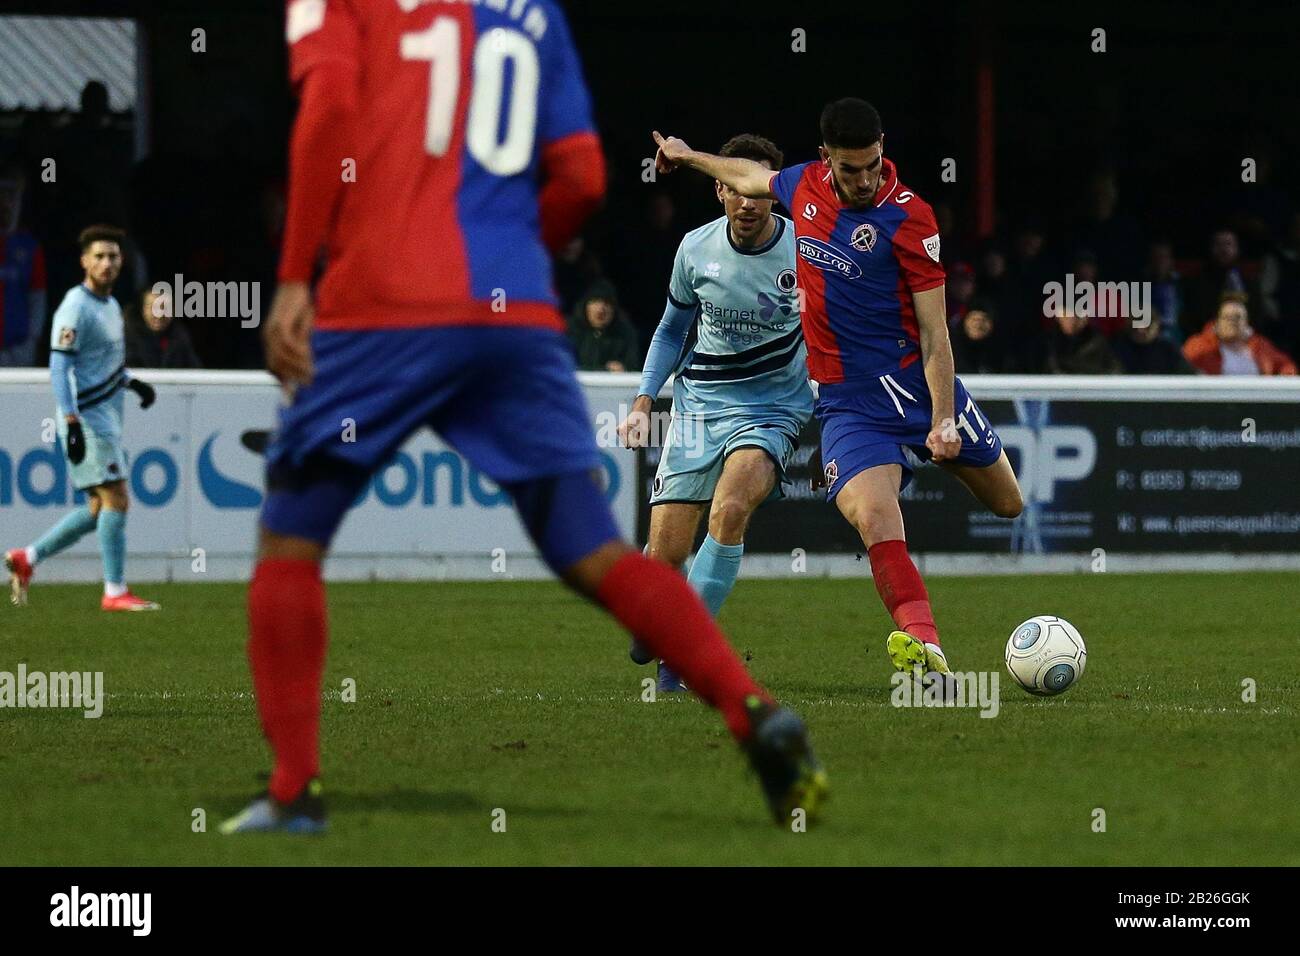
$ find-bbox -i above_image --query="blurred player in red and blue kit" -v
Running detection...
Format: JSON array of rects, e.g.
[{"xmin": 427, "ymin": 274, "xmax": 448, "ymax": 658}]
[
  {"xmin": 654, "ymin": 98, "xmax": 1024, "ymax": 680},
  {"xmin": 221, "ymin": 0, "xmax": 827, "ymax": 834}
]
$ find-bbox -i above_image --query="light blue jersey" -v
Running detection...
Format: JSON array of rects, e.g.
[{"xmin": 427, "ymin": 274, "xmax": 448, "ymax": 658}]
[
  {"xmin": 665, "ymin": 214, "xmax": 812, "ymax": 421},
  {"xmin": 639, "ymin": 215, "xmax": 814, "ymax": 505},
  {"xmin": 50, "ymin": 284, "xmax": 127, "ymax": 437}
]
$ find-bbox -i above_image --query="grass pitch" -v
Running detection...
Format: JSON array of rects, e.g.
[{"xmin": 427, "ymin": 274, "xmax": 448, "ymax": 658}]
[{"xmin": 1, "ymin": 572, "xmax": 1296, "ymax": 866}]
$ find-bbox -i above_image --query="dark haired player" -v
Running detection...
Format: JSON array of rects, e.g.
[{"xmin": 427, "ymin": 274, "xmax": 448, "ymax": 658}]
[
  {"xmin": 5, "ymin": 225, "xmax": 159, "ymax": 611},
  {"xmin": 652, "ymin": 98, "xmax": 1023, "ymax": 678},
  {"xmin": 617, "ymin": 133, "xmax": 811, "ymax": 692},
  {"xmin": 221, "ymin": 0, "xmax": 827, "ymax": 833}
]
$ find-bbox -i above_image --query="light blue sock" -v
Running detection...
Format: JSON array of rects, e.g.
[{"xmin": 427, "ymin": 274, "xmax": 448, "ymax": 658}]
[
  {"xmin": 686, "ymin": 534, "xmax": 744, "ymax": 616},
  {"xmin": 31, "ymin": 505, "xmax": 99, "ymax": 564},
  {"xmin": 97, "ymin": 508, "xmax": 127, "ymax": 587}
]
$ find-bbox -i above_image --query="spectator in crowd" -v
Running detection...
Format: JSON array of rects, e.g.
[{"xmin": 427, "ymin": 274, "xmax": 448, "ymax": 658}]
[
  {"xmin": 1074, "ymin": 169, "xmax": 1145, "ymax": 280},
  {"xmin": 1008, "ymin": 223, "xmax": 1055, "ymax": 290},
  {"xmin": 950, "ymin": 306, "xmax": 1014, "ymax": 374},
  {"xmin": 1222, "ymin": 140, "xmax": 1293, "ymax": 258},
  {"xmin": 1112, "ymin": 310, "xmax": 1196, "ymax": 374},
  {"xmin": 1002, "ymin": 222, "xmax": 1058, "ymax": 368},
  {"xmin": 1144, "ymin": 240, "xmax": 1185, "ymax": 343},
  {"xmin": 125, "ymin": 285, "xmax": 202, "ymax": 368},
  {"xmin": 567, "ymin": 279, "xmax": 641, "ymax": 372},
  {"xmin": 1071, "ymin": 249, "xmax": 1128, "ymax": 338},
  {"xmin": 0, "ymin": 169, "xmax": 47, "ymax": 366},
  {"xmin": 44, "ymin": 82, "xmax": 135, "ymax": 311},
  {"xmin": 976, "ymin": 244, "xmax": 1010, "ymax": 312},
  {"xmin": 553, "ymin": 235, "xmax": 604, "ymax": 316},
  {"xmin": 1182, "ymin": 293, "xmax": 1297, "ymax": 376},
  {"xmin": 945, "ymin": 261, "xmax": 978, "ymax": 324},
  {"xmin": 1044, "ymin": 307, "xmax": 1122, "ymax": 374},
  {"xmin": 61, "ymin": 82, "xmax": 130, "ymax": 226},
  {"xmin": 1184, "ymin": 229, "xmax": 1269, "ymax": 337}
]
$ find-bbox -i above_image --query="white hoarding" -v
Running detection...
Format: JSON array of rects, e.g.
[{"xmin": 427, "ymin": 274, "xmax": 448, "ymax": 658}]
[{"xmin": 0, "ymin": 372, "xmax": 639, "ymax": 581}]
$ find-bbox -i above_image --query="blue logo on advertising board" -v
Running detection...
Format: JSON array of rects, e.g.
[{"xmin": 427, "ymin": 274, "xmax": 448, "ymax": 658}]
[{"xmin": 2, "ymin": 435, "xmax": 621, "ymax": 510}]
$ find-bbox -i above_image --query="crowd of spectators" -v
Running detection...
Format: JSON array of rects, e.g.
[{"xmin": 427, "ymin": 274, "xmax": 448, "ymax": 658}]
[
  {"xmin": 561, "ymin": 177, "xmax": 1300, "ymax": 378},
  {"xmin": 938, "ymin": 217, "xmax": 1298, "ymax": 377},
  {"xmin": 1, "ymin": 85, "xmax": 1296, "ymax": 378}
]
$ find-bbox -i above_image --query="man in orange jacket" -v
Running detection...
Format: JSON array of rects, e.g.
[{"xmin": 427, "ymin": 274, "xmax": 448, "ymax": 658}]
[{"xmin": 1183, "ymin": 293, "xmax": 1297, "ymax": 375}]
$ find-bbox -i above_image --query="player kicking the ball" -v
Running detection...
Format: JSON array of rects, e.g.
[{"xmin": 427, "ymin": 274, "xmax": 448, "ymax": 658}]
[
  {"xmin": 219, "ymin": 0, "xmax": 826, "ymax": 834},
  {"xmin": 5, "ymin": 225, "xmax": 159, "ymax": 612},
  {"xmin": 618, "ymin": 133, "xmax": 812, "ymax": 693},
  {"xmin": 652, "ymin": 98, "xmax": 1023, "ymax": 679}
]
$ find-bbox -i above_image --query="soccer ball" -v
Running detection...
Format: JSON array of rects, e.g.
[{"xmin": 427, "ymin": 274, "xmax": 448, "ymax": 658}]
[{"xmin": 1004, "ymin": 615, "xmax": 1087, "ymax": 696}]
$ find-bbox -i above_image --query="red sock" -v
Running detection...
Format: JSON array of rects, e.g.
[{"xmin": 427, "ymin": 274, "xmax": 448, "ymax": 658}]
[
  {"xmin": 596, "ymin": 551, "xmax": 767, "ymax": 739},
  {"xmin": 247, "ymin": 559, "xmax": 328, "ymax": 803},
  {"xmin": 867, "ymin": 539, "xmax": 940, "ymax": 646}
]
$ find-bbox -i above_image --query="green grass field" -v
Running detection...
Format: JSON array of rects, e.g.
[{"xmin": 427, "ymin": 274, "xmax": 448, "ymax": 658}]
[{"xmin": 1, "ymin": 572, "xmax": 1296, "ymax": 866}]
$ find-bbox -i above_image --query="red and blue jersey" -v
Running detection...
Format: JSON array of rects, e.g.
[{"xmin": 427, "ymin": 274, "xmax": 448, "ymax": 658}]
[
  {"xmin": 769, "ymin": 158, "xmax": 944, "ymax": 384},
  {"xmin": 0, "ymin": 231, "xmax": 46, "ymax": 349},
  {"xmin": 283, "ymin": 0, "xmax": 600, "ymax": 331}
]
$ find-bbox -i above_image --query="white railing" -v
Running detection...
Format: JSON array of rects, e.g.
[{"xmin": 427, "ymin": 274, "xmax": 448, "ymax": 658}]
[{"xmin": 5, "ymin": 369, "xmax": 1295, "ymax": 404}]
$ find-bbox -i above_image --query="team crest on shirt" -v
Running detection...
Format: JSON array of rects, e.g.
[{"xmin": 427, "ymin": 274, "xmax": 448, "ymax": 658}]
[
  {"xmin": 823, "ymin": 458, "xmax": 838, "ymax": 488},
  {"xmin": 58, "ymin": 327, "xmax": 76, "ymax": 348},
  {"xmin": 923, "ymin": 234, "xmax": 941, "ymax": 262},
  {"xmin": 776, "ymin": 269, "xmax": 797, "ymax": 293},
  {"xmin": 850, "ymin": 223, "xmax": 878, "ymax": 253}
]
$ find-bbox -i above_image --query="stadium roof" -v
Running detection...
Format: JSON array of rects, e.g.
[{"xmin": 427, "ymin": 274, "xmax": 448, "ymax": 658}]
[{"xmin": 0, "ymin": 15, "xmax": 136, "ymax": 112}]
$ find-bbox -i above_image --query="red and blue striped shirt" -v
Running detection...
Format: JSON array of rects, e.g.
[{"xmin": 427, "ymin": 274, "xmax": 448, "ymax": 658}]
[
  {"xmin": 769, "ymin": 158, "xmax": 944, "ymax": 384},
  {"xmin": 281, "ymin": 0, "xmax": 603, "ymax": 331}
]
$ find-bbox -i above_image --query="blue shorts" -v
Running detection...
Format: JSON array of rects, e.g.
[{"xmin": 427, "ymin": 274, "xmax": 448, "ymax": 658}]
[
  {"xmin": 264, "ymin": 326, "xmax": 603, "ymax": 545},
  {"xmin": 815, "ymin": 359, "xmax": 1002, "ymax": 499}
]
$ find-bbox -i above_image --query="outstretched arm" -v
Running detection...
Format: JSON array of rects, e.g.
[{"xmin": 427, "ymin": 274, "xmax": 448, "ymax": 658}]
[{"xmin": 652, "ymin": 131, "xmax": 775, "ymax": 199}]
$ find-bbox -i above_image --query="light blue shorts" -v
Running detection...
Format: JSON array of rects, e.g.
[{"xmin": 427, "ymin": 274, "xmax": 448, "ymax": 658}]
[
  {"xmin": 650, "ymin": 410, "xmax": 801, "ymax": 505},
  {"xmin": 59, "ymin": 418, "xmax": 127, "ymax": 491}
]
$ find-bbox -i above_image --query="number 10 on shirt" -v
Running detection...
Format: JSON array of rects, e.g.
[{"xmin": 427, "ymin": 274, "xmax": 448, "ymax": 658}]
[{"xmin": 401, "ymin": 19, "xmax": 539, "ymax": 175}]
